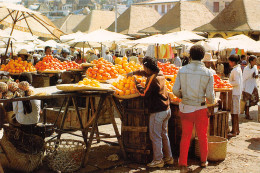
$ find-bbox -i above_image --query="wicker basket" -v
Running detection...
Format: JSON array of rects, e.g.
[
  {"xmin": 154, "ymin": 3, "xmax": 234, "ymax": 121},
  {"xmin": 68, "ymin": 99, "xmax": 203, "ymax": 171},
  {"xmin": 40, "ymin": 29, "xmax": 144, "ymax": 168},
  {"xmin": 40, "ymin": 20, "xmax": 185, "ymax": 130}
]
[
  {"xmin": 195, "ymin": 136, "xmax": 227, "ymax": 161},
  {"xmin": 45, "ymin": 139, "xmax": 86, "ymax": 173}
]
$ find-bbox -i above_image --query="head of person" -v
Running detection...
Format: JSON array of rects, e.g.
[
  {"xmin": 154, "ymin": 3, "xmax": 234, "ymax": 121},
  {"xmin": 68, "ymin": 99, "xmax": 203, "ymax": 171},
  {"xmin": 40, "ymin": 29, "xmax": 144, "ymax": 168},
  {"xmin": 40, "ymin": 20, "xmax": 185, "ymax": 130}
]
[
  {"xmin": 228, "ymin": 54, "xmax": 240, "ymax": 67},
  {"xmin": 248, "ymin": 55, "xmax": 257, "ymax": 66},
  {"xmin": 189, "ymin": 45, "xmax": 205, "ymax": 61},
  {"xmin": 70, "ymin": 46, "xmax": 75, "ymax": 52},
  {"xmin": 45, "ymin": 46, "xmax": 52, "ymax": 55},
  {"xmin": 115, "ymin": 51, "xmax": 119, "ymax": 57},
  {"xmin": 142, "ymin": 56, "xmax": 159, "ymax": 75},
  {"xmin": 18, "ymin": 49, "xmax": 29, "ymax": 61},
  {"xmin": 173, "ymin": 50, "xmax": 178, "ymax": 57},
  {"xmin": 61, "ymin": 48, "xmax": 70, "ymax": 58},
  {"xmin": 132, "ymin": 52, "xmax": 136, "ymax": 56},
  {"xmin": 215, "ymin": 51, "xmax": 219, "ymax": 56},
  {"xmin": 241, "ymin": 55, "xmax": 246, "ymax": 61},
  {"xmin": 106, "ymin": 50, "xmax": 110, "ymax": 55}
]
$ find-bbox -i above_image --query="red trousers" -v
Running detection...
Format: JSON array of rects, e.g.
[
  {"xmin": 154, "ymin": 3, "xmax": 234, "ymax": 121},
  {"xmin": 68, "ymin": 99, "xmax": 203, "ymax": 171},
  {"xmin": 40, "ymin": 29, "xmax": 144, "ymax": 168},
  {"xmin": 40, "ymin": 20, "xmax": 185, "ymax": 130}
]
[{"xmin": 179, "ymin": 108, "xmax": 209, "ymax": 166}]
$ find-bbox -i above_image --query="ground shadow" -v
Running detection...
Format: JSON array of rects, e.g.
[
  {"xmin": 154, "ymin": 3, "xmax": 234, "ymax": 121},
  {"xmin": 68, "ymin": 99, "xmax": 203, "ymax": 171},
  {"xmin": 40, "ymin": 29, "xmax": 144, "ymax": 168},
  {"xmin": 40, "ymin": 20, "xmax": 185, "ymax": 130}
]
[{"xmin": 246, "ymin": 138, "xmax": 260, "ymax": 152}]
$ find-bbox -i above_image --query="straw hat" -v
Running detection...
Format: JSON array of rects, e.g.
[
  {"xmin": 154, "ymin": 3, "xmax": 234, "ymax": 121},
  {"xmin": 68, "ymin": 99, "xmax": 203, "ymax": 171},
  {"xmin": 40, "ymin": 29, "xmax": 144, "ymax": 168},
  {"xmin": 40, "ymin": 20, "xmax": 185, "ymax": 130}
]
[
  {"xmin": 202, "ymin": 52, "xmax": 217, "ymax": 62},
  {"xmin": 173, "ymin": 50, "xmax": 178, "ymax": 54},
  {"xmin": 88, "ymin": 49, "xmax": 94, "ymax": 54},
  {"xmin": 18, "ymin": 49, "xmax": 29, "ymax": 55},
  {"xmin": 182, "ymin": 52, "xmax": 189, "ymax": 57}
]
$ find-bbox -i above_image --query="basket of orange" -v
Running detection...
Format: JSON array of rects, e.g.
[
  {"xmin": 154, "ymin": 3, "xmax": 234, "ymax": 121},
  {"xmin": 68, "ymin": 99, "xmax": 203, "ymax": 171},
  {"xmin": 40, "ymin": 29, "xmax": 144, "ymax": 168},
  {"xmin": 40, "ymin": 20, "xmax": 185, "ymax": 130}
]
[
  {"xmin": 110, "ymin": 75, "xmax": 146, "ymax": 99},
  {"xmin": 86, "ymin": 58, "xmax": 119, "ymax": 82},
  {"xmin": 0, "ymin": 58, "xmax": 37, "ymax": 75}
]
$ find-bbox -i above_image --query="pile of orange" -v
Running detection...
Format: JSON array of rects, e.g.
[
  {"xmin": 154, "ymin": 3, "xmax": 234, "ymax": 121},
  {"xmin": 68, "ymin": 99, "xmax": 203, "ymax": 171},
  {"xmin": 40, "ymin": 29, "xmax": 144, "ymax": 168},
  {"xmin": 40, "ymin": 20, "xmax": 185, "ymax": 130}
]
[
  {"xmin": 111, "ymin": 76, "xmax": 146, "ymax": 96},
  {"xmin": 78, "ymin": 77, "xmax": 100, "ymax": 87},
  {"xmin": 87, "ymin": 58, "xmax": 119, "ymax": 80},
  {"xmin": 35, "ymin": 55, "xmax": 65, "ymax": 71},
  {"xmin": 63, "ymin": 61, "xmax": 82, "ymax": 70},
  {"xmin": 0, "ymin": 58, "xmax": 36, "ymax": 74},
  {"xmin": 165, "ymin": 75, "xmax": 181, "ymax": 103},
  {"xmin": 114, "ymin": 57, "xmax": 142, "ymax": 74},
  {"xmin": 214, "ymin": 75, "xmax": 232, "ymax": 89},
  {"xmin": 158, "ymin": 61, "xmax": 179, "ymax": 75}
]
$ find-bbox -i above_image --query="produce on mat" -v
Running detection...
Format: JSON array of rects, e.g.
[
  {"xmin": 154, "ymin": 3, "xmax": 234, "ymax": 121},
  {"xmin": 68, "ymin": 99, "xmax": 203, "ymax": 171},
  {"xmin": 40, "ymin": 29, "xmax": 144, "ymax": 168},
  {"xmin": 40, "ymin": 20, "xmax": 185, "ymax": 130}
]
[
  {"xmin": 158, "ymin": 61, "xmax": 179, "ymax": 75},
  {"xmin": 35, "ymin": 55, "xmax": 81, "ymax": 71},
  {"xmin": 214, "ymin": 75, "xmax": 232, "ymax": 89},
  {"xmin": 0, "ymin": 81, "xmax": 33, "ymax": 99},
  {"xmin": 114, "ymin": 57, "xmax": 142, "ymax": 74},
  {"xmin": 111, "ymin": 76, "xmax": 146, "ymax": 96},
  {"xmin": 87, "ymin": 58, "xmax": 119, "ymax": 80},
  {"xmin": 0, "ymin": 58, "xmax": 36, "ymax": 74},
  {"xmin": 78, "ymin": 78, "xmax": 101, "ymax": 87}
]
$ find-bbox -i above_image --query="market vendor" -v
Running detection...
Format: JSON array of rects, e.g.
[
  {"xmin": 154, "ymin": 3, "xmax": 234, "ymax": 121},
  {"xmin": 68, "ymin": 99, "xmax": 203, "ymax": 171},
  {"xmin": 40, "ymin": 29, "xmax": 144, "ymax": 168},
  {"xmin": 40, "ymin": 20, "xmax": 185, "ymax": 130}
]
[
  {"xmin": 228, "ymin": 54, "xmax": 243, "ymax": 138},
  {"xmin": 104, "ymin": 50, "xmax": 113, "ymax": 63},
  {"xmin": 127, "ymin": 56, "xmax": 173, "ymax": 168},
  {"xmin": 173, "ymin": 45, "xmax": 215, "ymax": 172},
  {"xmin": 58, "ymin": 48, "xmax": 71, "ymax": 62},
  {"xmin": 87, "ymin": 49, "xmax": 98, "ymax": 63},
  {"xmin": 173, "ymin": 50, "xmax": 182, "ymax": 67},
  {"xmin": 18, "ymin": 49, "xmax": 31, "ymax": 62},
  {"xmin": 12, "ymin": 74, "xmax": 41, "ymax": 135},
  {"xmin": 242, "ymin": 55, "xmax": 258, "ymax": 120},
  {"xmin": 202, "ymin": 53, "xmax": 217, "ymax": 75},
  {"xmin": 74, "ymin": 51, "xmax": 85, "ymax": 64}
]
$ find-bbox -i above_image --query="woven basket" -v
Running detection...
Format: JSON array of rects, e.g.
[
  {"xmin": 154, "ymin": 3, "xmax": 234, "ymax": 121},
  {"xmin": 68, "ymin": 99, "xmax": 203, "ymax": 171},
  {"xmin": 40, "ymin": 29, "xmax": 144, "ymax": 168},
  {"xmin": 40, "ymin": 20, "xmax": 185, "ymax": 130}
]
[
  {"xmin": 195, "ymin": 136, "xmax": 227, "ymax": 161},
  {"xmin": 45, "ymin": 139, "xmax": 86, "ymax": 173}
]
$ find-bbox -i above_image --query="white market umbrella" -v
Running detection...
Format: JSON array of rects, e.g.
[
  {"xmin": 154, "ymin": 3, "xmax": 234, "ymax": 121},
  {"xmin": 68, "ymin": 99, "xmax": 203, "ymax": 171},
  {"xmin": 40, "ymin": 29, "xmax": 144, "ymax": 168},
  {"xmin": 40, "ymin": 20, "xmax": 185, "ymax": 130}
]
[
  {"xmin": 205, "ymin": 38, "xmax": 229, "ymax": 51},
  {"xmin": 60, "ymin": 31, "xmax": 85, "ymax": 42},
  {"xmin": 128, "ymin": 34, "xmax": 164, "ymax": 44},
  {"xmin": 227, "ymin": 34, "xmax": 256, "ymax": 42},
  {"xmin": 195, "ymin": 41, "xmax": 217, "ymax": 51},
  {"xmin": 162, "ymin": 31, "xmax": 206, "ymax": 43},
  {"xmin": 0, "ymin": 3, "xmax": 63, "ymax": 55}
]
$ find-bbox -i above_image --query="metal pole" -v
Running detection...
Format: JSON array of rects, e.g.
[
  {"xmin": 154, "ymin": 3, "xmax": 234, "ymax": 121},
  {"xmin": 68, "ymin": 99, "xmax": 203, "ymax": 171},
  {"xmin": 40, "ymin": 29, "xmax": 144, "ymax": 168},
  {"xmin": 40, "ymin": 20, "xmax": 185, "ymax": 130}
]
[{"xmin": 115, "ymin": 0, "xmax": 117, "ymax": 33}]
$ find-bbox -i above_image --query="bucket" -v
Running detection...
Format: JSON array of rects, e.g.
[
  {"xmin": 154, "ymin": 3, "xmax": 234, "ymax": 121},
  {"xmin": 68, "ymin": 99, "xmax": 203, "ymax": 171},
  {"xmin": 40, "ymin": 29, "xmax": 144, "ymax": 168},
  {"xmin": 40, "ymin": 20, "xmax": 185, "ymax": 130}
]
[{"xmin": 195, "ymin": 136, "xmax": 227, "ymax": 161}]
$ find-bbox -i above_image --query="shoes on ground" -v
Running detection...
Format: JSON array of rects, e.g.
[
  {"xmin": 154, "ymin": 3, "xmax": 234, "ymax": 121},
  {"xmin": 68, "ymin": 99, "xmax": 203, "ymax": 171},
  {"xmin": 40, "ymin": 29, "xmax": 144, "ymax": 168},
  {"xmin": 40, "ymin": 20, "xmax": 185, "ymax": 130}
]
[{"xmin": 147, "ymin": 159, "xmax": 164, "ymax": 168}]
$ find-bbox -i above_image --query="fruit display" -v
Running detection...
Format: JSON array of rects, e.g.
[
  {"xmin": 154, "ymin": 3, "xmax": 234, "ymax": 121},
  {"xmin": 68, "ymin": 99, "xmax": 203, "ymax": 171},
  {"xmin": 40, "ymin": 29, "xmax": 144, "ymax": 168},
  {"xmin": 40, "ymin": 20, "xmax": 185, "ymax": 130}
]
[
  {"xmin": 86, "ymin": 58, "xmax": 119, "ymax": 81},
  {"xmin": 78, "ymin": 78, "xmax": 101, "ymax": 88},
  {"xmin": 0, "ymin": 81, "xmax": 32, "ymax": 99},
  {"xmin": 63, "ymin": 61, "xmax": 82, "ymax": 70},
  {"xmin": 0, "ymin": 58, "xmax": 36, "ymax": 74},
  {"xmin": 214, "ymin": 75, "xmax": 232, "ymax": 89},
  {"xmin": 111, "ymin": 76, "xmax": 146, "ymax": 96},
  {"xmin": 35, "ymin": 55, "xmax": 63, "ymax": 71},
  {"xmin": 114, "ymin": 57, "xmax": 142, "ymax": 74},
  {"xmin": 157, "ymin": 61, "xmax": 179, "ymax": 75},
  {"xmin": 165, "ymin": 77, "xmax": 181, "ymax": 103}
]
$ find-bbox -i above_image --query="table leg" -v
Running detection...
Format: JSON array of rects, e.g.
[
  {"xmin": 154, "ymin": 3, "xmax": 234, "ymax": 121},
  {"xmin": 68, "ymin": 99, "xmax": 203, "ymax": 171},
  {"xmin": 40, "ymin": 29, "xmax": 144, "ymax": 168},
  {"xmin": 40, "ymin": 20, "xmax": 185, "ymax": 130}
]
[
  {"xmin": 54, "ymin": 97, "xmax": 68, "ymax": 127},
  {"xmin": 56, "ymin": 96, "xmax": 71, "ymax": 141},
  {"xmin": 83, "ymin": 94, "xmax": 106, "ymax": 167},
  {"xmin": 90, "ymin": 96, "xmax": 100, "ymax": 143},
  {"xmin": 106, "ymin": 96, "xmax": 127, "ymax": 159},
  {"xmin": 111, "ymin": 96, "xmax": 123, "ymax": 120}
]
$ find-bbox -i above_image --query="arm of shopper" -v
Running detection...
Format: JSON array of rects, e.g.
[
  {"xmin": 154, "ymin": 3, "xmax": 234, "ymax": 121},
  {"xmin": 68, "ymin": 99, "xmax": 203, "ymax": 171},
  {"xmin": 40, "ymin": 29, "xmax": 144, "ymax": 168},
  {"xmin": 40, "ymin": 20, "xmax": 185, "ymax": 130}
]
[
  {"xmin": 172, "ymin": 72, "xmax": 182, "ymax": 98},
  {"xmin": 136, "ymin": 76, "xmax": 157, "ymax": 97},
  {"xmin": 206, "ymin": 74, "xmax": 215, "ymax": 104}
]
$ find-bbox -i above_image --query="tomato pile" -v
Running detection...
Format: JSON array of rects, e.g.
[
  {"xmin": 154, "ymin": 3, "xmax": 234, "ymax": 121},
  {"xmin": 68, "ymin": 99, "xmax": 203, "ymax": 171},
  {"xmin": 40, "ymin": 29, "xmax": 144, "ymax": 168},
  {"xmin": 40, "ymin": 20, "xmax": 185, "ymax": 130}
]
[
  {"xmin": 35, "ymin": 55, "xmax": 81, "ymax": 71},
  {"xmin": 157, "ymin": 62, "xmax": 179, "ymax": 75},
  {"xmin": 86, "ymin": 58, "xmax": 119, "ymax": 81},
  {"xmin": 214, "ymin": 75, "xmax": 232, "ymax": 89}
]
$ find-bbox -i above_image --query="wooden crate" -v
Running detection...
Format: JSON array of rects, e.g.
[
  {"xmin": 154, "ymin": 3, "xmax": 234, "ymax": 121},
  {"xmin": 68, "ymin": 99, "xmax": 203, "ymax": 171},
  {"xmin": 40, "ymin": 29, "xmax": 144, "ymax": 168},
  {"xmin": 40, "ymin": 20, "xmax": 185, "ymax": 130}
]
[
  {"xmin": 121, "ymin": 97, "xmax": 152, "ymax": 164},
  {"xmin": 45, "ymin": 107, "xmax": 87, "ymax": 130},
  {"xmin": 209, "ymin": 111, "xmax": 229, "ymax": 138}
]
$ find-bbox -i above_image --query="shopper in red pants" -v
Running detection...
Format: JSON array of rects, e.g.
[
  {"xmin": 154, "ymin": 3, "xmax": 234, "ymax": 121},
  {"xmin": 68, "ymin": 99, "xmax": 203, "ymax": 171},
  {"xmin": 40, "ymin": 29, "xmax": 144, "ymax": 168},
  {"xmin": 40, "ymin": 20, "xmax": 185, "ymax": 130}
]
[{"xmin": 173, "ymin": 45, "xmax": 215, "ymax": 172}]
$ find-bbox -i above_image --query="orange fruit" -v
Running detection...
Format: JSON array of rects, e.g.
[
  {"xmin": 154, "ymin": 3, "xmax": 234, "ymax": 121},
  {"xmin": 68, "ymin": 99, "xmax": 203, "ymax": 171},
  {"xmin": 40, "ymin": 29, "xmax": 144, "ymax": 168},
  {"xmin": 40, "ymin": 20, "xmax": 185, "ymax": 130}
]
[{"xmin": 125, "ymin": 90, "xmax": 131, "ymax": 95}]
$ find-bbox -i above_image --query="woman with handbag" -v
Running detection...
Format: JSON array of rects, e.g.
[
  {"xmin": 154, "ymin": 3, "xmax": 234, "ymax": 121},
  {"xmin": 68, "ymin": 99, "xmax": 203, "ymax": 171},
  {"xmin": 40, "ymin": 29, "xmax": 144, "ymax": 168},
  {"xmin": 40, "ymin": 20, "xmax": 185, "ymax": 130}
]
[{"xmin": 242, "ymin": 55, "xmax": 259, "ymax": 120}]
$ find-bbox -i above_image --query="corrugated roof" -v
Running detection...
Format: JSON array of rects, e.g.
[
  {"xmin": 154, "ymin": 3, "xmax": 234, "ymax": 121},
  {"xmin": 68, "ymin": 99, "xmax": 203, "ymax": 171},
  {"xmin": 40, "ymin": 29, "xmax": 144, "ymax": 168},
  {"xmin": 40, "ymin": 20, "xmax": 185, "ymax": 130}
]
[
  {"xmin": 140, "ymin": 1, "xmax": 214, "ymax": 34},
  {"xmin": 195, "ymin": 0, "xmax": 260, "ymax": 32},
  {"xmin": 73, "ymin": 10, "xmax": 116, "ymax": 33},
  {"xmin": 107, "ymin": 6, "xmax": 161, "ymax": 35}
]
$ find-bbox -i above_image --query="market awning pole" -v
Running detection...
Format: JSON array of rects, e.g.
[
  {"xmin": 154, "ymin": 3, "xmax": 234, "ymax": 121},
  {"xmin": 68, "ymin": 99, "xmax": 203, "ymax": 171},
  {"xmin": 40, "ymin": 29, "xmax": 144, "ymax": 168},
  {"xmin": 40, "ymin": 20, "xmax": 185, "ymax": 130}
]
[
  {"xmin": 5, "ymin": 11, "xmax": 19, "ymax": 56},
  {"xmin": 115, "ymin": 0, "xmax": 117, "ymax": 33}
]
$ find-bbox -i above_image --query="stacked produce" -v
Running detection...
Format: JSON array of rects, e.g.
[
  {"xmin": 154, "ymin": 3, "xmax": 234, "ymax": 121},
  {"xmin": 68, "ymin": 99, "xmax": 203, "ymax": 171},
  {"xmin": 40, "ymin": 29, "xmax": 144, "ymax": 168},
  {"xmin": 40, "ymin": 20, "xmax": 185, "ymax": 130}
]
[
  {"xmin": 165, "ymin": 77, "xmax": 181, "ymax": 103},
  {"xmin": 35, "ymin": 55, "xmax": 81, "ymax": 71},
  {"xmin": 0, "ymin": 81, "xmax": 33, "ymax": 99},
  {"xmin": 78, "ymin": 78, "xmax": 101, "ymax": 87},
  {"xmin": 0, "ymin": 58, "xmax": 36, "ymax": 74},
  {"xmin": 214, "ymin": 75, "xmax": 232, "ymax": 89},
  {"xmin": 87, "ymin": 58, "xmax": 119, "ymax": 80},
  {"xmin": 158, "ymin": 61, "xmax": 179, "ymax": 75},
  {"xmin": 111, "ymin": 76, "xmax": 146, "ymax": 96},
  {"xmin": 114, "ymin": 57, "xmax": 142, "ymax": 74}
]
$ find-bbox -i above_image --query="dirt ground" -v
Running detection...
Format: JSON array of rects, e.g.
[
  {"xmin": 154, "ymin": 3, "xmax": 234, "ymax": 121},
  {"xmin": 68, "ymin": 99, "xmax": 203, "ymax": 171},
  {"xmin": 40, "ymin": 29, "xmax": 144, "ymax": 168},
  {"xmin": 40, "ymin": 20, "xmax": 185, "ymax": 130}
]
[{"xmin": 2, "ymin": 102, "xmax": 260, "ymax": 173}]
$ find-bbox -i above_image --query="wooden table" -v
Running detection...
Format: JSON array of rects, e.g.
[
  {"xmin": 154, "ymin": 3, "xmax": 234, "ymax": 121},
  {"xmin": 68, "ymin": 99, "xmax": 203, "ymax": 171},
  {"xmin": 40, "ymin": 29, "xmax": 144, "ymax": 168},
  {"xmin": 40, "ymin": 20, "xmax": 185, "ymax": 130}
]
[{"xmin": 0, "ymin": 87, "xmax": 126, "ymax": 167}]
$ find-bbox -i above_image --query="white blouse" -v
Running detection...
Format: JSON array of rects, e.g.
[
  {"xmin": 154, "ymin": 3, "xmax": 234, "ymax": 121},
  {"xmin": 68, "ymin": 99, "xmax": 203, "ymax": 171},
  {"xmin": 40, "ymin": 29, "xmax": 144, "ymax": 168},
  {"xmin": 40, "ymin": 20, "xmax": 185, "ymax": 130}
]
[
  {"xmin": 242, "ymin": 65, "xmax": 258, "ymax": 94},
  {"xmin": 229, "ymin": 64, "xmax": 243, "ymax": 96}
]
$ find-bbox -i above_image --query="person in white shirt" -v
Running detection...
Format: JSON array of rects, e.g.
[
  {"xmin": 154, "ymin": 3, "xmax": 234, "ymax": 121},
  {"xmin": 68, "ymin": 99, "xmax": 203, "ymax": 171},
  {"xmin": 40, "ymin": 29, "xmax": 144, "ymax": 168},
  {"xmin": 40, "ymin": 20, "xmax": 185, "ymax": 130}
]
[
  {"xmin": 129, "ymin": 53, "xmax": 140, "ymax": 64},
  {"xmin": 228, "ymin": 54, "xmax": 243, "ymax": 137},
  {"xmin": 173, "ymin": 50, "xmax": 182, "ymax": 67},
  {"xmin": 103, "ymin": 50, "xmax": 113, "ymax": 63},
  {"xmin": 242, "ymin": 55, "xmax": 259, "ymax": 120}
]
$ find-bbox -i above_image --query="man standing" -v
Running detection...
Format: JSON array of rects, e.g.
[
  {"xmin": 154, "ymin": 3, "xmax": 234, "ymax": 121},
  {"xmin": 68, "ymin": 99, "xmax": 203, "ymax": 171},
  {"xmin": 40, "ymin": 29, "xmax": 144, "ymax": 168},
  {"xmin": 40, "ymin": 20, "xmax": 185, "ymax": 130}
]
[
  {"xmin": 103, "ymin": 50, "xmax": 113, "ymax": 63},
  {"xmin": 173, "ymin": 45, "xmax": 215, "ymax": 172},
  {"xmin": 59, "ymin": 48, "xmax": 71, "ymax": 62},
  {"xmin": 173, "ymin": 50, "xmax": 182, "ymax": 67}
]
